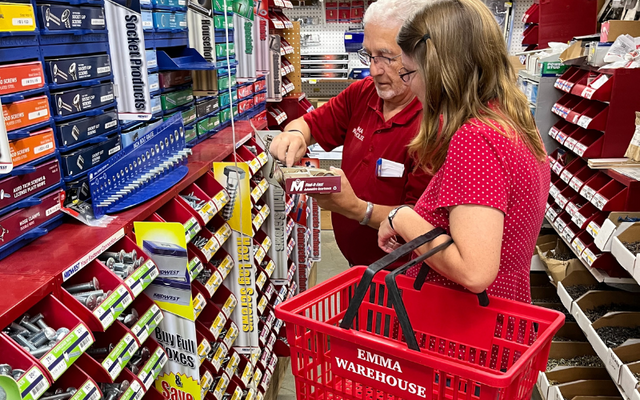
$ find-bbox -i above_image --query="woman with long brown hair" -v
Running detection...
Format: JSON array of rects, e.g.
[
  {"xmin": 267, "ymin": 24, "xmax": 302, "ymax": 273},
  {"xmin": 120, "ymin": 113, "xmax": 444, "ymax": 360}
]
[{"xmin": 378, "ymin": 0, "xmax": 550, "ymax": 302}]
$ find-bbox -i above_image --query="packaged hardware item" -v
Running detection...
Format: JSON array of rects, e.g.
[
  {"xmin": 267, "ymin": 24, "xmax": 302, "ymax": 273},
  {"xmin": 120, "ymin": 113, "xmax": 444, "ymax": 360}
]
[
  {"xmin": 0, "ymin": 61, "xmax": 44, "ymax": 95},
  {"xmin": 271, "ymin": 166, "xmax": 341, "ymax": 194},
  {"xmin": 2, "ymin": 96, "xmax": 49, "ymax": 132},
  {"xmin": 213, "ymin": 14, "xmax": 233, "ymax": 30},
  {"xmin": 60, "ymin": 134, "xmax": 121, "ymax": 176},
  {"xmin": 160, "ymin": 88, "xmax": 193, "ymax": 111},
  {"xmin": 55, "ymin": 110, "xmax": 118, "ymax": 147},
  {"xmin": 197, "ymin": 115, "xmax": 219, "ymax": 136},
  {"xmin": 159, "ymin": 70, "xmax": 192, "ymax": 88},
  {"xmin": 9, "ymin": 128, "xmax": 56, "ymax": 167},
  {"xmin": 0, "ymin": 190, "xmax": 62, "ymax": 245},
  {"xmin": 50, "ymin": 83, "xmax": 115, "ymax": 117},
  {"xmin": 148, "ymin": 72, "xmax": 160, "ymax": 93},
  {"xmin": 164, "ymin": 106, "xmax": 196, "ymax": 127},
  {"xmin": 152, "ymin": 0, "xmax": 186, "ymax": 8},
  {"xmin": 0, "ymin": 159, "xmax": 61, "ymax": 210},
  {"xmin": 142, "ymin": 9, "xmax": 153, "ymax": 30},
  {"xmin": 185, "ymin": 125, "xmax": 196, "ymax": 143},
  {"xmin": 215, "ymin": 42, "xmax": 235, "ymax": 59},
  {"xmin": 152, "ymin": 11, "xmax": 186, "ymax": 30},
  {"xmin": 38, "ymin": 5, "xmax": 105, "ymax": 30},
  {"xmin": 0, "ymin": 2, "xmax": 36, "ymax": 32},
  {"xmin": 45, "ymin": 54, "xmax": 111, "ymax": 84},
  {"xmin": 237, "ymin": 84, "xmax": 253, "ymax": 99},
  {"xmin": 213, "ymin": 0, "xmax": 233, "ymax": 12},
  {"xmin": 195, "ymin": 97, "xmax": 218, "ymax": 118}
]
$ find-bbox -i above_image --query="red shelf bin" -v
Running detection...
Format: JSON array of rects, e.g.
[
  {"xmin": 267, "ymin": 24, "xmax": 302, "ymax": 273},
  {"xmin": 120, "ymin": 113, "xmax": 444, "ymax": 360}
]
[
  {"xmin": 571, "ymin": 202, "xmax": 600, "ymax": 230},
  {"xmin": 565, "ymin": 100, "xmax": 608, "ymax": 132},
  {"xmin": 145, "ymin": 213, "xmax": 164, "ymax": 223},
  {"xmin": 198, "ymin": 300, "xmax": 228, "ymax": 340},
  {"xmin": 522, "ymin": 3, "xmax": 539, "ymax": 23},
  {"xmin": 156, "ymin": 198, "xmax": 202, "ymax": 244},
  {"xmin": 568, "ymin": 165, "xmax": 597, "ymax": 193},
  {"xmin": 196, "ymin": 328, "xmax": 210, "ymax": 368},
  {"xmin": 536, "ymin": 0, "xmax": 597, "ymax": 48},
  {"xmin": 0, "ymin": 334, "xmax": 52, "ymax": 400},
  {"xmin": 177, "ymin": 183, "xmax": 218, "ymax": 228},
  {"xmin": 192, "ymin": 265, "xmax": 224, "ymax": 301},
  {"xmin": 552, "ymin": 211, "xmax": 572, "ymax": 233},
  {"xmin": 187, "ymin": 227, "xmax": 220, "ymax": 264},
  {"xmin": 104, "ymin": 236, "xmax": 159, "ymax": 299},
  {"xmin": 2, "ymin": 294, "xmax": 95, "ymax": 382},
  {"xmin": 128, "ymin": 293, "xmax": 164, "ymax": 346},
  {"xmin": 556, "ymin": 186, "xmax": 578, "ymax": 210},
  {"xmin": 571, "ymin": 72, "xmax": 613, "ymax": 102},
  {"xmin": 579, "ymin": 172, "xmax": 610, "ymax": 202},
  {"xmin": 59, "ymin": 259, "xmax": 134, "ymax": 332},
  {"xmin": 227, "ymin": 371, "xmax": 255, "ymax": 394},
  {"xmin": 521, "ymin": 24, "xmax": 538, "ymax": 46},
  {"xmin": 566, "ymin": 128, "xmax": 603, "ymax": 158},
  {"xmin": 560, "ymin": 220, "xmax": 582, "ymax": 244},
  {"xmin": 557, "ymin": 68, "xmax": 590, "ymax": 93},
  {"xmin": 48, "ymin": 364, "xmax": 102, "ymax": 400},
  {"xmin": 554, "ymin": 67, "xmax": 579, "ymax": 91},
  {"xmin": 219, "ymin": 319, "xmax": 239, "ymax": 351},
  {"xmin": 112, "ymin": 368, "xmax": 146, "ymax": 400},
  {"xmin": 586, "ymin": 212, "xmax": 608, "ymax": 239},
  {"xmin": 211, "ymin": 284, "xmax": 237, "ymax": 320},
  {"xmin": 141, "ymin": 386, "xmax": 165, "ymax": 400},
  {"xmin": 552, "ymin": 93, "xmax": 581, "ymax": 119},
  {"xmin": 581, "ymin": 244, "xmax": 630, "ymax": 278},
  {"xmin": 592, "ymin": 179, "xmax": 627, "ymax": 211},
  {"xmin": 545, "ymin": 201, "xmax": 564, "ymax": 223},
  {"xmin": 559, "ymin": 157, "xmax": 587, "ymax": 184},
  {"xmin": 130, "ymin": 337, "xmax": 167, "ymax": 391},
  {"xmin": 76, "ymin": 321, "xmax": 139, "ymax": 383},
  {"xmin": 279, "ymin": 96, "xmax": 315, "ymax": 121},
  {"xmin": 194, "ymin": 172, "xmax": 231, "ymax": 213},
  {"xmin": 192, "ymin": 282, "xmax": 209, "ymax": 320},
  {"xmin": 570, "ymin": 231, "xmax": 592, "ymax": 257},
  {"xmin": 554, "ymin": 124, "xmax": 580, "ymax": 147}
]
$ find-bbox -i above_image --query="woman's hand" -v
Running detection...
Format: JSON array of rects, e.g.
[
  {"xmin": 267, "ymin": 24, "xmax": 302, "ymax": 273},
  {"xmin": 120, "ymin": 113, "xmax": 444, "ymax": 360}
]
[{"xmin": 378, "ymin": 217, "xmax": 401, "ymax": 253}]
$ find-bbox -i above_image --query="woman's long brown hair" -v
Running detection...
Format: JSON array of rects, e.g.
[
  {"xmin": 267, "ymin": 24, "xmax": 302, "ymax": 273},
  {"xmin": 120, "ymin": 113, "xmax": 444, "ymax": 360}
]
[{"xmin": 397, "ymin": 0, "xmax": 546, "ymax": 173}]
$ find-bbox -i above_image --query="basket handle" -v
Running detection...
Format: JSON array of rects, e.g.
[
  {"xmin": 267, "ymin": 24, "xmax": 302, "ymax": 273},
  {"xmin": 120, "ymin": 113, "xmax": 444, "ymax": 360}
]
[
  {"xmin": 339, "ymin": 227, "xmax": 448, "ymax": 331},
  {"xmin": 385, "ymin": 253, "xmax": 490, "ymax": 352}
]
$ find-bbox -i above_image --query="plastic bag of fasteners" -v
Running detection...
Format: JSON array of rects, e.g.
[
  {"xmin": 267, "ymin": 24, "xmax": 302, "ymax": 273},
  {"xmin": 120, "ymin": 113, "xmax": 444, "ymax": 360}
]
[
  {"xmin": 625, "ymin": 112, "xmax": 640, "ymax": 162},
  {"xmin": 537, "ymin": 237, "xmax": 584, "ymax": 283}
]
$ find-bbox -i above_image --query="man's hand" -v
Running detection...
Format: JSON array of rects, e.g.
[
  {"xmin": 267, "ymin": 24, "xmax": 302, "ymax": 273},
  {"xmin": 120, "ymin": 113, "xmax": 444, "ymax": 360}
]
[
  {"xmin": 269, "ymin": 131, "xmax": 308, "ymax": 167},
  {"xmin": 309, "ymin": 167, "xmax": 367, "ymax": 221}
]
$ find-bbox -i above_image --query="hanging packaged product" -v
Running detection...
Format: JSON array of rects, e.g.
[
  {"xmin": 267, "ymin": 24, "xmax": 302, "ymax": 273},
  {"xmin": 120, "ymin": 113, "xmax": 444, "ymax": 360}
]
[
  {"xmin": 37, "ymin": 5, "xmax": 106, "ymax": 30},
  {"xmin": 0, "ymin": 159, "xmax": 61, "ymax": 210},
  {"xmin": 50, "ymin": 83, "xmax": 115, "ymax": 117},
  {"xmin": 9, "ymin": 128, "xmax": 56, "ymax": 167},
  {"xmin": 2, "ymin": 96, "xmax": 49, "ymax": 132},
  {"xmin": 214, "ymin": 14, "xmax": 232, "ymax": 30},
  {"xmin": 152, "ymin": 11, "xmax": 187, "ymax": 30},
  {"xmin": 55, "ymin": 109, "xmax": 119, "ymax": 148},
  {"xmin": 215, "ymin": 42, "xmax": 235, "ymax": 59},
  {"xmin": 45, "ymin": 54, "xmax": 112, "ymax": 85},
  {"xmin": 187, "ymin": 0, "xmax": 214, "ymax": 63},
  {"xmin": 60, "ymin": 134, "xmax": 121, "ymax": 176},
  {"xmin": 105, "ymin": 0, "xmax": 152, "ymax": 121},
  {"xmin": 0, "ymin": 2, "xmax": 36, "ymax": 31},
  {"xmin": 161, "ymin": 88, "xmax": 193, "ymax": 111},
  {"xmin": 0, "ymin": 190, "xmax": 62, "ymax": 246},
  {"xmin": 0, "ymin": 62, "xmax": 44, "ymax": 95}
]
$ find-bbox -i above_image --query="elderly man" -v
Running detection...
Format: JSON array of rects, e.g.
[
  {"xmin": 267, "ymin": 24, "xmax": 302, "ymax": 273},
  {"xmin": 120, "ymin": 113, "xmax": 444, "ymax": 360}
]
[{"xmin": 269, "ymin": 0, "xmax": 430, "ymax": 266}]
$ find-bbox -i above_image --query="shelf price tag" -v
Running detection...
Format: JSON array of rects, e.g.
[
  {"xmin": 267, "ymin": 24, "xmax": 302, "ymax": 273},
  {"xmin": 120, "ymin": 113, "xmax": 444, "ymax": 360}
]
[
  {"xmin": 256, "ymin": 272, "xmax": 267, "ymax": 291},
  {"xmin": 560, "ymin": 170, "xmax": 573, "ymax": 184},
  {"xmin": 564, "ymin": 138, "xmax": 577, "ymax": 151},
  {"xmin": 581, "ymin": 185, "xmax": 596, "ymax": 201},
  {"xmin": 189, "ymin": 257, "xmax": 204, "ymax": 281},
  {"xmin": 577, "ymin": 116, "xmax": 593, "ymax": 130},
  {"xmin": 255, "ymin": 247, "xmax": 266, "ymax": 265},
  {"xmin": 253, "ymin": 213, "xmax": 264, "ymax": 230},
  {"xmin": 240, "ymin": 364, "xmax": 253, "ymax": 387},
  {"xmin": 582, "ymin": 248, "xmax": 598, "ymax": 266},
  {"xmin": 41, "ymin": 324, "xmax": 93, "ymax": 380},
  {"xmin": 224, "ymin": 352, "xmax": 240, "ymax": 378},
  {"xmin": 554, "ymin": 218, "xmax": 567, "ymax": 233},
  {"xmin": 262, "ymin": 236, "xmax": 272, "ymax": 253},
  {"xmin": 565, "ymin": 202, "xmax": 578, "ymax": 219},
  {"xmin": 265, "ymin": 260, "xmax": 275, "ymax": 277},
  {"xmin": 70, "ymin": 380, "xmax": 101, "ymax": 400},
  {"xmin": 212, "ymin": 191, "xmax": 230, "ymax": 211},
  {"xmin": 202, "ymin": 237, "xmax": 221, "ymax": 261},
  {"xmin": 251, "ymin": 186, "xmax": 261, "ymax": 202},
  {"xmin": 118, "ymin": 378, "xmax": 143, "ymax": 400},
  {"xmin": 222, "ymin": 322, "xmax": 239, "ymax": 350},
  {"xmin": 258, "ymin": 153, "xmax": 269, "ymax": 166},
  {"xmin": 549, "ymin": 184, "xmax": 560, "ymax": 199},
  {"xmin": 93, "ymin": 285, "xmax": 133, "ymax": 330},
  {"xmin": 549, "ymin": 127, "xmax": 559, "ymax": 138},
  {"xmin": 217, "ymin": 255, "xmax": 234, "ymax": 279},
  {"xmin": 193, "ymin": 293, "xmax": 206, "ymax": 319},
  {"xmin": 212, "ymin": 373, "xmax": 230, "ymax": 400},
  {"xmin": 211, "ymin": 343, "xmax": 228, "ymax": 372},
  {"xmin": 209, "ymin": 313, "xmax": 227, "ymax": 338},
  {"xmin": 249, "ymin": 159, "xmax": 261, "ymax": 174},
  {"xmin": 574, "ymin": 142, "xmax": 588, "ymax": 157},
  {"xmin": 102, "ymin": 333, "xmax": 139, "ymax": 380},
  {"xmin": 261, "ymin": 205, "xmax": 271, "ymax": 219},
  {"xmin": 200, "ymin": 371, "xmax": 213, "ymax": 399},
  {"xmin": 569, "ymin": 177, "xmax": 584, "ymax": 192},
  {"xmin": 131, "ymin": 304, "xmax": 164, "ymax": 345},
  {"xmin": 199, "ymin": 201, "xmax": 216, "ymax": 223},
  {"xmin": 587, "ymin": 221, "xmax": 600, "ymax": 239},
  {"xmin": 257, "ymin": 296, "xmax": 268, "ymax": 314},
  {"xmin": 552, "ymin": 162, "xmax": 564, "ymax": 176},
  {"xmin": 138, "ymin": 346, "xmax": 168, "ymax": 390},
  {"xmin": 198, "ymin": 339, "xmax": 211, "ymax": 366},
  {"xmin": 205, "ymin": 270, "xmax": 223, "ymax": 297},
  {"xmin": 125, "ymin": 260, "xmax": 159, "ymax": 298},
  {"xmin": 572, "ymin": 211, "xmax": 587, "ymax": 229},
  {"xmin": 215, "ymin": 223, "xmax": 232, "ymax": 245},
  {"xmin": 556, "ymin": 194, "xmax": 569, "ymax": 209},
  {"xmin": 18, "ymin": 366, "xmax": 49, "ymax": 400},
  {"xmin": 591, "ymin": 193, "xmax": 608, "ymax": 211},
  {"xmin": 273, "ymin": 0, "xmax": 284, "ymax": 6},
  {"xmin": 221, "ymin": 294, "xmax": 237, "ymax": 318},
  {"xmin": 556, "ymin": 132, "xmax": 567, "ymax": 144},
  {"xmin": 572, "ymin": 238, "xmax": 586, "ymax": 255},
  {"xmin": 184, "ymin": 217, "xmax": 201, "ymax": 243},
  {"xmin": 582, "ymin": 87, "xmax": 596, "ymax": 100}
]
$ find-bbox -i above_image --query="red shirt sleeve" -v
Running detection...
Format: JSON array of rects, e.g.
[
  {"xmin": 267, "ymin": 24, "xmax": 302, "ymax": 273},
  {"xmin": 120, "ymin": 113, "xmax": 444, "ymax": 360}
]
[
  {"xmin": 435, "ymin": 123, "xmax": 510, "ymax": 212},
  {"xmin": 302, "ymin": 79, "xmax": 366, "ymax": 152}
]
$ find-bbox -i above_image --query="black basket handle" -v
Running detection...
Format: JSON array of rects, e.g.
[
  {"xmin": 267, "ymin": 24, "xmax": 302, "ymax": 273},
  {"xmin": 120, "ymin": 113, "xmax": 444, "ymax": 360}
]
[{"xmin": 340, "ymin": 227, "xmax": 448, "ymax": 330}]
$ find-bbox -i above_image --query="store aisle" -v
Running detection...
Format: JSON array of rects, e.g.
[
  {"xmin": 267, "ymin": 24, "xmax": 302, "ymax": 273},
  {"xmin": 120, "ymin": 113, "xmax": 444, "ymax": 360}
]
[{"xmin": 275, "ymin": 232, "xmax": 544, "ymax": 400}]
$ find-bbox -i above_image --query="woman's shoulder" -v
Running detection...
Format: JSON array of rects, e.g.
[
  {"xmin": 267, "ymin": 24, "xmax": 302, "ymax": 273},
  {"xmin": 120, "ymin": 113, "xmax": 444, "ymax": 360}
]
[{"xmin": 451, "ymin": 118, "xmax": 522, "ymax": 151}]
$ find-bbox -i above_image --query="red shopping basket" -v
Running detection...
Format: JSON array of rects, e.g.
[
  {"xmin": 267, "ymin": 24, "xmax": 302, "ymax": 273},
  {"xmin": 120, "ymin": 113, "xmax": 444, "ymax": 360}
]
[{"xmin": 275, "ymin": 228, "xmax": 564, "ymax": 400}]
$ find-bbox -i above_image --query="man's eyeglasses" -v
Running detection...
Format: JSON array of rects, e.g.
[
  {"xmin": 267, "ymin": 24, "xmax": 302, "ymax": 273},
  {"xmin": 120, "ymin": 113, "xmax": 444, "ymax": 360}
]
[
  {"xmin": 357, "ymin": 48, "xmax": 401, "ymax": 67},
  {"xmin": 398, "ymin": 68, "xmax": 417, "ymax": 83}
]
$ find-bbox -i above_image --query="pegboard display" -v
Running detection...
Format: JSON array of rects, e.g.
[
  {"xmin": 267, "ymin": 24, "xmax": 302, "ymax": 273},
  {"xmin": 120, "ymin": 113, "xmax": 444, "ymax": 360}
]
[
  {"xmin": 283, "ymin": 22, "xmax": 304, "ymax": 95},
  {"xmin": 511, "ymin": 0, "xmax": 536, "ymax": 54}
]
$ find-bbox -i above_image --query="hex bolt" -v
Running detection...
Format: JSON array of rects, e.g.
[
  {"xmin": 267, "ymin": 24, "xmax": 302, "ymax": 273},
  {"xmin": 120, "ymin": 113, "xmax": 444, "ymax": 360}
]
[
  {"xmin": 123, "ymin": 250, "xmax": 136, "ymax": 263},
  {"xmin": 40, "ymin": 390, "xmax": 75, "ymax": 400},
  {"xmin": 30, "ymin": 344, "xmax": 54, "ymax": 358},
  {"xmin": 29, "ymin": 313, "xmax": 45, "ymax": 324},
  {"xmin": 19, "ymin": 317, "xmax": 41, "ymax": 334},
  {"xmin": 105, "ymin": 258, "xmax": 116, "ymax": 269},
  {"xmin": 75, "ymin": 294, "xmax": 98, "ymax": 310},
  {"xmin": 14, "ymin": 335, "xmax": 38, "ymax": 351},
  {"xmin": 12, "ymin": 369, "xmax": 25, "ymax": 380},
  {"xmin": 30, "ymin": 331, "xmax": 53, "ymax": 347},
  {"xmin": 72, "ymin": 290, "xmax": 104, "ymax": 299},
  {"xmin": 222, "ymin": 166, "xmax": 246, "ymax": 221},
  {"xmin": 9, "ymin": 323, "xmax": 28, "ymax": 334},
  {"xmin": 101, "ymin": 250, "xmax": 125, "ymax": 263},
  {"xmin": 66, "ymin": 277, "xmax": 100, "ymax": 294}
]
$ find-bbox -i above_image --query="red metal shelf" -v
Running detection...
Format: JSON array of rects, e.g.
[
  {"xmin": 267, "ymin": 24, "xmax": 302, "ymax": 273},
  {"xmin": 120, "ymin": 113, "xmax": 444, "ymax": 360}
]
[{"xmin": 520, "ymin": 0, "xmax": 597, "ymax": 48}]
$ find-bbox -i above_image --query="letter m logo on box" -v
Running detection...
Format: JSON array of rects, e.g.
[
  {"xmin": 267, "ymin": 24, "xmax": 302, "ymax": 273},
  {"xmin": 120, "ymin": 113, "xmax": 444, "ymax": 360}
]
[
  {"xmin": 288, "ymin": 179, "xmax": 306, "ymax": 193},
  {"xmin": 331, "ymin": 339, "xmax": 431, "ymax": 399}
]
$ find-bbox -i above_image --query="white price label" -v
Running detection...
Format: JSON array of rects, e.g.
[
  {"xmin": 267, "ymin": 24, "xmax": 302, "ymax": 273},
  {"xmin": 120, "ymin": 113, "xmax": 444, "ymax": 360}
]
[
  {"xmin": 554, "ymin": 219, "xmax": 567, "ymax": 232},
  {"xmin": 574, "ymin": 142, "xmax": 588, "ymax": 157},
  {"xmin": 587, "ymin": 221, "xmax": 600, "ymax": 238},
  {"xmin": 582, "ymin": 87, "xmax": 596, "ymax": 99},
  {"xmin": 549, "ymin": 184, "xmax": 560, "ymax": 199},
  {"xmin": 583, "ymin": 248, "xmax": 597, "ymax": 266},
  {"xmin": 572, "ymin": 212, "xmax": 587, "ymax": 229},
  {"xmin": 581, "ymin": 185, "xmax": 596, "ymax": 200},
  {"xmin": 564, "ymin": 138, "xmax": 577, "ymax": 151},
  {"xmin": 546, "ymin": 208, "xmax": 558, "ymax": 222},
  {"xmin": 561, "ymin": 169, "xmax": 573, "ymax": 183},
  {"xmin": 549, "ymin": 127, "xmax": 559, "ymax": 138},
  {"xmin": 572, "ymin": 238, "xmax": 586, "ymax": 254},
  {"xmin": 591, "ymin": 193, "xmax": 607, "ymax": 210},
  {"xmin": 569, "ymin": 177, "xmax": 584, "ymax": 192},
  {"xmin": 577, "ymin": 116, "xmax": 593, "ymax": 129},
  {"xmin": 556, "ymin": 194, "xmax": 568, "ymax": 209},
  {"xmin": 565, "ymin": 202, "xmax": 578, "ymax": 218},
  {"xmin": 552, "ymin": 162, "xmax": 564, "ymax": 175}
]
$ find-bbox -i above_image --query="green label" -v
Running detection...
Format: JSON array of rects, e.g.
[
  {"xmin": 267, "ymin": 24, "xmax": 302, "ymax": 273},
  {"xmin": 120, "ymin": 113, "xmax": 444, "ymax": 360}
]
[
  {"xmin": 188, "ymin": 257, "xmax": 203, "ymax": 280},
  {"xmin": 41, "ymin": 324, "xmax": 93, "ymax": 380},
  {"xmin": 120, "ymin": 378, "xmax": 144, "ymax": 400},
  {"xmin": 125, "ymin": 260, "xmax": 159, "ymax": 297},
  {"xmin": 69, "ymin": 380, "xmax": 101, "ymax": 400},
  {"xmin": 184, "ymin": 217, "xmax": 201, "ymax": 242},
  {"xmin": 138, "ymin": 347, "xmax": 168, "ymax": 389},
  {"xmin": 131, "ymin": 304, "xmax": 163, "ymax": 345},
  {"xmin": 17, "ymin": 366, "xmax": 49, "ymax": 400},
  {"xmin": 102, "ymin": 333, "xmax": 139, "ymax": 380},
  {"xmin": 93, "ymin": 285, "xmax": 133, "ymax": 330}
]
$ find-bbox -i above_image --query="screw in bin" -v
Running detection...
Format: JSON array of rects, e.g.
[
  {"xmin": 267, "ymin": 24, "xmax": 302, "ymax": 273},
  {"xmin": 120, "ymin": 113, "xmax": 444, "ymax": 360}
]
[
  {"xmin": 101, "ymin": 250, "xmax": 125, "ymax": 263},
  {"xmin": 0, "ymin": 365, "xmax": 11, "ymax": 376},
  {"xmin": 66, "ymin": 277, "xmax": 100, "ymax": 294},
  {"xmin": 13, "ymin": 334, "xmax": 38, "ymax": 352},
  {"xmin": 222, "ymin": 166, "xmax": 247, "ymax": 221},
  {"xmin": 19, "ymin": 316, "xmax": 41, "ymax": 334},
  {"xmin": 11, "ymin": 369, "xmax": 24, "ymax": 380},
  {"xmin": 122, "ymin": 250, "xmax": 137, "ymax": 263},
  {"xmin": 30, "ymin": 344, "xmax": 54, "ymax": 358}
]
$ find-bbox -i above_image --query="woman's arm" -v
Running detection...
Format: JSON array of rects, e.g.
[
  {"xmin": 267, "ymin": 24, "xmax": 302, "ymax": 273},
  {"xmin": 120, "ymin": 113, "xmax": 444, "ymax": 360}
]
[{"xmin": 379, "ymin": 205, "xmax": 504, "ymax": 294}]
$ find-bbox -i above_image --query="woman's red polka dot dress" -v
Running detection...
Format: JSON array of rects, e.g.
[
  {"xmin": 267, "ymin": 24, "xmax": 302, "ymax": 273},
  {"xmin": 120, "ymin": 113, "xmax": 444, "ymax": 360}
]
[{"xmin": 408, "ymin": 119, "xmax": 551, "ymax": 303}]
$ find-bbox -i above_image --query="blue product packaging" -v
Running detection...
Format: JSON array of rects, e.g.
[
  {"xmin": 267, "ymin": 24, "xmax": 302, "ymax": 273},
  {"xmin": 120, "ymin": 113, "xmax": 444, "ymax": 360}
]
[
  {"xmin": 142, "ymin": 10, "xmax": 153, "ymax": 30},
  {"xmin": 152, "ymin": 11, "xmax": 186, "ymax": 30},
  {"xmin": 146, "ymin": 49, "xmax": 158, "ymax": 69},
  {"xmin": 149, "ymin": 72, "xmax": 160, "ymax": 93},
  {"xmin": 56, "ymin": 110, "xmax": 119, "ymax": 148},
  {"xmin": 51, "ymin": 83, "xmax": 115, "ymax": 117},
  {"xmin": 150, "ymin": 95, "xmax": 162, "ymax": 114},
  {"xmin": 60, "ymin": 134, "xmax": 121, "ymax": 176},
  {"xmin": 46, "ymin": 54, "xmax": 111, "ymax": 85},
  {"xmin": 38, "ymin": 5, "xmax": 105, "ymax": 31}
]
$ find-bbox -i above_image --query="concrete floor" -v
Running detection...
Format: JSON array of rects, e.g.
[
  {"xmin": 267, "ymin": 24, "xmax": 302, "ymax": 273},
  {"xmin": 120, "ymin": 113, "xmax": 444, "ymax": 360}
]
[{"xmin": 276, "ymin": 230, "xmax": 543, "ymax": 400}]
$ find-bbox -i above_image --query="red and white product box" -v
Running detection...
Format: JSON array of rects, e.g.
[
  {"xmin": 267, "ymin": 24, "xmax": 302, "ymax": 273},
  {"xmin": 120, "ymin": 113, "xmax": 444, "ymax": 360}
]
[
  {"xmin": 0, "ymin": 159, "xmax": 61, "ymax": 209},
  {"xmin": 0, "ymin": 61, "xmax": 45, "ymax": 95},
  {"xmin": 0, "ymin": 190, "xmax": 61, "ymax": 244}
]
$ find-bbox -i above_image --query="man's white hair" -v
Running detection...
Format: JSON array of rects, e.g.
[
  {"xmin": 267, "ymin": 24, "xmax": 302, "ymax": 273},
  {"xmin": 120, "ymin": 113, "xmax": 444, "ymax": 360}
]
[{"xmin": 363, "ymin": 0, "xmax": 430, "ymax": 28}]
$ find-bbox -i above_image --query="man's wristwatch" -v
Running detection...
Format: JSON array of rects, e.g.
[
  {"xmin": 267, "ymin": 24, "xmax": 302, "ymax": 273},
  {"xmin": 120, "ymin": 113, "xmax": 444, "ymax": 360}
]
[
  {"xmin": 388, "ymin": 205, "xmax": 411, "ymax": 230},
  {"xmin": 360, "ymin": 201, "xmax": 374, "ymax": 226}
]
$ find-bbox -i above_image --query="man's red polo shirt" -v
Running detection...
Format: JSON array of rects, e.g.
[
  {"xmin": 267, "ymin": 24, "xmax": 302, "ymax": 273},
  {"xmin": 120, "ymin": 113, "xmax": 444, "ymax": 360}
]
[{"xmin": 303, "ymin": 77, "xmax": 430, "ymax": 266}]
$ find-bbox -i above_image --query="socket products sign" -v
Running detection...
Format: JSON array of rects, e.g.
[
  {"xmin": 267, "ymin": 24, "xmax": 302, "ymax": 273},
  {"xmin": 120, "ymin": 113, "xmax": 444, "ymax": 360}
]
[{"xmin": 105, "ymin": 0, "xmax": 152, "ymax": 121}]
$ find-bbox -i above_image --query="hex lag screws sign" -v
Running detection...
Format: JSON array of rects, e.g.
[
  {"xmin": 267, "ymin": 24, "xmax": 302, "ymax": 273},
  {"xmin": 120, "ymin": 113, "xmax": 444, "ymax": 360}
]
[{"xmin": 237, "ymin": 236, "xmax": 255, "ymax": 333}]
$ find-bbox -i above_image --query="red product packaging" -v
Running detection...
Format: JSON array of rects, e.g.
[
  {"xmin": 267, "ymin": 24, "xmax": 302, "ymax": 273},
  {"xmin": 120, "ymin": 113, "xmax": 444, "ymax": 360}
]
[
  {"xmin": 0, "ymin": 190, "xmax": 61, "ymax": 245},
  {"xmin": 238, "ymin": 84, "xmax": 254, "ymax": 99},
  {"xmin": 239, "ymin": 99, "xmax": 253, "ymax": 114},
  {"xmin": 339, "ymin": 8, "xmax": 350, "ymax": 22},
  {"xmin": 0, "ymin": 159, "xmax": 61, "ymax": 210},
  {"xmin": 0, "ymin": 61, "xmax": 45, "ymax": 95},
  {"xmin": 9, "ymin": 128, "xmax": 56, "ymax": 167},
  {"xmin": 351, "ymin": 6, "xmax": 364, "ymax": 22},
  {"xmin": 2, "ymin": 95, "xmax": 50, "ymax": 132},
  {"xmin": 339, "ymin": 1, "xmax": 350, "ymax": 8},
  {"xmin": 325, "ymin": 1, "xmax": 338, "ymax": 8},
  {"xmin": 159, "ymin": 70, "xmax": 193, "ymax": 88},
  {"xmin": 326, "ymin": 8, "xmax": 338, "ymax": 22},
  {"xmin": 254, "ymin": 79, "xmax": 266, "ymax": 92}
]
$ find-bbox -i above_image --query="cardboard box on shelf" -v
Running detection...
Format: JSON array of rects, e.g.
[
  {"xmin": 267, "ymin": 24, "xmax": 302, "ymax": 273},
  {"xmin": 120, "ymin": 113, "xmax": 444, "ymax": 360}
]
[
  {"xmin": 541, "ymin": 367, "xmax": 610, "ymax": 400},
  {"xmin": 601, "ymin": 20, "xmax": 640, "ymax": 43},
  {"xmin": 584, "ymin": 312, "xmax": 640, "ymax": 379},
  {"xmin": 611, "ymin": 222, "xmax": 640, "ymax": 278},
  {"xmin": 595, "ymin": 212, "xmax": 640, "ymax": 252},
  {"xmin": 537, "ymin": 238, "xmax": 585, "ymax": 283},
  {"xmin": 557, "ymin": 269, "xmax": 599, "ymax": 314},
  {"xmin": 554, "ymin": 322, "xmax": 588, "ymax": 342},
  {"xmin": 620, "ymin": 361, "xmax": 640, "ymax": 399},
  {"xmin": 0, "ymin": 61, "xmax": 44, "ymax": 95},
  {"xmin": 2, "ymin": 95, "xmax": 49, "ymax": 132},
  {"xmin": 547, "ymin": 379, "xmax": 619, "ymax": 400},
  {"xmin": 572, "ymin": 290, "xmax": 640, "ymax": 333}
]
